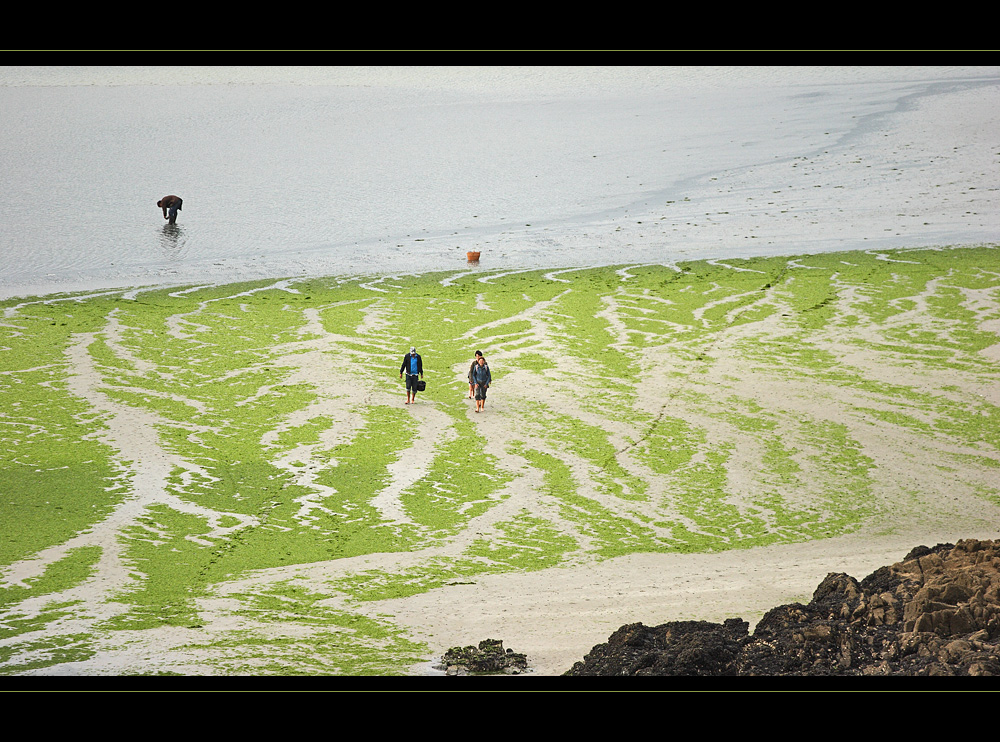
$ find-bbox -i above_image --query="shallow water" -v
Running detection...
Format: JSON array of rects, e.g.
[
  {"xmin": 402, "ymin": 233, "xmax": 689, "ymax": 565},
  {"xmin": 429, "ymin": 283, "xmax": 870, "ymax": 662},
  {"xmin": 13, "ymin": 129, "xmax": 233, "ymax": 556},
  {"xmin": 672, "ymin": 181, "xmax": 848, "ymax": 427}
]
[{"xmin": 1, "ymin": 65, "xmax": 998, "ymax": 299}]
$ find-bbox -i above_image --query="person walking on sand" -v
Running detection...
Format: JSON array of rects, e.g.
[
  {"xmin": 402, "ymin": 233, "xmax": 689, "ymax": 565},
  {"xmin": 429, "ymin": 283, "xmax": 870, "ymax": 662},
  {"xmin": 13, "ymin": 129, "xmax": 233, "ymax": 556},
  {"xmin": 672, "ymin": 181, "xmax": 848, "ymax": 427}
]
[
  {"xmin": 471, "ymin": 354, "xmax": 491, "ymax": 413},
  {"xmin": 157, "ymin": 195, "xmax": 183, "ymax": 224},
  {"xmin": 467, "ymin": 350, "xmax": 487, "ymax": 399},
  {"xmin": 400, "ymin": 346, "xmax": 423, "ymax": 404}
]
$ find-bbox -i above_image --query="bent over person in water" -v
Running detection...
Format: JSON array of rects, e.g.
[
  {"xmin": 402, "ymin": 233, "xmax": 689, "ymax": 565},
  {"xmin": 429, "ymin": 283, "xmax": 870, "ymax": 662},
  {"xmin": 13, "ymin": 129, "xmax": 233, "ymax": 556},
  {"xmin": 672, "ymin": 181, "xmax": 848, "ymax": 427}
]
[{"xmin": 157, "ymin": 195, "xmax": 183, "ymax": 224}]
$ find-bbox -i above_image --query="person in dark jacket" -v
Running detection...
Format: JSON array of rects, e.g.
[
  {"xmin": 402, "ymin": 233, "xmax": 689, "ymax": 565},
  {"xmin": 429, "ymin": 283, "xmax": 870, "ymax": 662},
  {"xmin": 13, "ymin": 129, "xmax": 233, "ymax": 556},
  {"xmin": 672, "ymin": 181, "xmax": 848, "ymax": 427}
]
[
  {"xmin": 471, "ymin": 355, "xmax": 491, "ymax": 412},
  {"xmin": 157, "ymin": 195, "xmax": 183, "ymax": 224},
  {"xmin": 467, "ymin": 350, "xmax": 486, "ymax": 399},
  {"xmin": 399, "ymin": 346, "xmax": 424, "ymax": 404}
]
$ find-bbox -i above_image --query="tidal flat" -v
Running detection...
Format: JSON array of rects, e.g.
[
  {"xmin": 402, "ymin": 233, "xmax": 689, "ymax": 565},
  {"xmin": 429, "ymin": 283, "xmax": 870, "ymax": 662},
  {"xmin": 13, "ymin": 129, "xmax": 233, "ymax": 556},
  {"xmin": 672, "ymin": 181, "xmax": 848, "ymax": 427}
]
[{"xmin": 2, "ymin": 245, "xmax": 999, "ymax": 677}]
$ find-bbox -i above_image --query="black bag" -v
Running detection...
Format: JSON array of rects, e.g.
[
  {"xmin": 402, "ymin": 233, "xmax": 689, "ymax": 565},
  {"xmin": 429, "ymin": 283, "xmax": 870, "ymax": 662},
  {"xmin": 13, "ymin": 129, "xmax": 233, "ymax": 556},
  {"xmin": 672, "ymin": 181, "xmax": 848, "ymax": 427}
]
[{"xmin": 417, "ymin": 379, "xmax": 426, "ymax": 392}]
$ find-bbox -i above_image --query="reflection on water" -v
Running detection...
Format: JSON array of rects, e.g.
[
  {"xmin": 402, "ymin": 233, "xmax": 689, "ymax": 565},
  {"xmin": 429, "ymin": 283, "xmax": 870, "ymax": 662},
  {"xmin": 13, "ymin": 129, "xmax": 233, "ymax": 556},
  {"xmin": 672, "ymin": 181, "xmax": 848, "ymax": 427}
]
[{"xmin": 158, "ymin": 223, "xmax": 186, "ymax": 260}]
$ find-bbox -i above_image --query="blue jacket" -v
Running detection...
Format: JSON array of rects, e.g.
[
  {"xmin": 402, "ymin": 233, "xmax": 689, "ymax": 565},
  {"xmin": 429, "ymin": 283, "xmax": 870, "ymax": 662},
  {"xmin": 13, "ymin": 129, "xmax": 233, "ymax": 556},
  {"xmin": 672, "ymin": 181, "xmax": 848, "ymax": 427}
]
[
  {"xmin": 400, "ymin": 352, "xmax": 423, "ymax": 376},
  {"xmin": 470, "ymin": 362, "xmax": 491, "ymax": 387}
]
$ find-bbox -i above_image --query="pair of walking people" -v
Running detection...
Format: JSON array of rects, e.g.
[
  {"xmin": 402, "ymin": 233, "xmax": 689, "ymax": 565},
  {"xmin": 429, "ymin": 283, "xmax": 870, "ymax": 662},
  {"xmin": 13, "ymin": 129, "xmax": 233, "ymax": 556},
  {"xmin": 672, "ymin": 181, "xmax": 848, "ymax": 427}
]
[
  {"xmin": 467, "ymin": 350, "xmax": 491, "ymax": 413},
  {"xmin": 400, "ymin": 347, "xmax": 491, "ymax": 412}
]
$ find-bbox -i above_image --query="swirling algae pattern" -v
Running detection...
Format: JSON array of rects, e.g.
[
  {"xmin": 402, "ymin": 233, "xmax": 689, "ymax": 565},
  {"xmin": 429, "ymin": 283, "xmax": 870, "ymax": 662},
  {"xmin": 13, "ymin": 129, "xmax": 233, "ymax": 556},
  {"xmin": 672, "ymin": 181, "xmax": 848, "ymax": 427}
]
[{"xmin": 1, "ymin": 245, "xmax": 998, "ymax": 674}]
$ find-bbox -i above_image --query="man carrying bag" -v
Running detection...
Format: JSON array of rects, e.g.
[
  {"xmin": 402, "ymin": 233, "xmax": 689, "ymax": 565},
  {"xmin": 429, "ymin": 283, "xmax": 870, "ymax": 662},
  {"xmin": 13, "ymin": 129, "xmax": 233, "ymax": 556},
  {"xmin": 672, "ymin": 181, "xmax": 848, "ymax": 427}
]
[{"xmin": 399, "ymin": 346, "xmax": 424, "ymax": 404}]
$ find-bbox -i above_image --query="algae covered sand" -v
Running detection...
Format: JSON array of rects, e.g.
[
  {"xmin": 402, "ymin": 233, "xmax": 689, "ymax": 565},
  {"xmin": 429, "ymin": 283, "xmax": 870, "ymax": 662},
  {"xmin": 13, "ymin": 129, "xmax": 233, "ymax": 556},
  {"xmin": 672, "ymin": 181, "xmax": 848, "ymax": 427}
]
[{"xmin": 1, "ymin": 245, "xmax": 999, "ymax": 677}]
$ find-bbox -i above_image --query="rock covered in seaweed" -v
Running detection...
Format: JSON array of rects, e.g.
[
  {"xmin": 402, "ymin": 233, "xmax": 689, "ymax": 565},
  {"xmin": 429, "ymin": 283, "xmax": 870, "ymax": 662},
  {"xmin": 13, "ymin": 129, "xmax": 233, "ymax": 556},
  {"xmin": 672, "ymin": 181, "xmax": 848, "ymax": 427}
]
[
  {"xmin": 565, "ymin": 538, "xmax": 1000, "ymax": 676},
  {"xmin": 442, "ymin": 639, "xmax": 528, "ymax": 675}
]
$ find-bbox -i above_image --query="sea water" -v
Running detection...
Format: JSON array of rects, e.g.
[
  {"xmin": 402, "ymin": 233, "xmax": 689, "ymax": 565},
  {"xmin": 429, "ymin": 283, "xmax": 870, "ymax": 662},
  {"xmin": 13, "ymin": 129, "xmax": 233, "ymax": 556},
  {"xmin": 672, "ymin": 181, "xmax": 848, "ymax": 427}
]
[{"xmin": 1, "ymin": 65, "xmax": 998, "ymax": 299}]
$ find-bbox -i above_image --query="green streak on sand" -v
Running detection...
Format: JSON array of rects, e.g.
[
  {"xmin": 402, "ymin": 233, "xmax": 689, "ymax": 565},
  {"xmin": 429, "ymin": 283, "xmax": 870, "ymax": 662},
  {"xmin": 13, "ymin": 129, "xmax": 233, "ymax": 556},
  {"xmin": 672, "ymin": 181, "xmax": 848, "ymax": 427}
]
[
  {"xmin": 0, "ymin": 298, "xmax": 127, "ymax": 568},
  {"xmin": 332, "ymin": 557, "xmax": 486, "ymax": 603},
  {"xmin": 0, "ymin": 547, "xmax": 101, "ymax": 613},
  {"xmin": 178, "ymin": 582, "xmax": 428, "ymax": 676},
  {"xmin": 399, "ymin": 408, "xmax": 513, "ymax": 535},
  {"xmin": 514, "ymin": 400, "xmax": 648, "ymax": 503},
  {"xmin": 1, "ymin": 245, "xmax": 998, "ymax": 675},
  {"xmin": 0, "ymin": 550, "xmax": 101, "ymax": 672},
  {"xmin": 0, "ymin": 629, "xmax": 95, "ymax": 675},
  {"xmin": 511, "ymin": 443, "xmax": 662, "ymax": 559},
  {"xmin": 466, "ymin": 510, "xmax": 579, "ymax": 571}
]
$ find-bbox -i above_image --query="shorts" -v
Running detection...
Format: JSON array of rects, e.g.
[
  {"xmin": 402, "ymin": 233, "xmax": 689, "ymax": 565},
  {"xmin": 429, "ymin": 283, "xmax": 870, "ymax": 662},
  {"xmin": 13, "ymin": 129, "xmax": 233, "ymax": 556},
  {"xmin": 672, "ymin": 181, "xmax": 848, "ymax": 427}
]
[
  {"xmin": 475, "ymin": 384, "xmax": 487, "ymax": 400},
  {"xmin": 406, "ymin": 374, "xmax": 420, "ymax": 392}
]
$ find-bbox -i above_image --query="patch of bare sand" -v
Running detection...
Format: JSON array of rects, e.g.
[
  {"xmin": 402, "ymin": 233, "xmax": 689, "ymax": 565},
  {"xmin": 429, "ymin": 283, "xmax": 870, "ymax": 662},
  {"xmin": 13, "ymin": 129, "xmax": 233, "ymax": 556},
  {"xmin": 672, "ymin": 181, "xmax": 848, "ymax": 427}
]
[{"xmin": 361, "ymin": 528, "xmax": 999, "ymax": 677}]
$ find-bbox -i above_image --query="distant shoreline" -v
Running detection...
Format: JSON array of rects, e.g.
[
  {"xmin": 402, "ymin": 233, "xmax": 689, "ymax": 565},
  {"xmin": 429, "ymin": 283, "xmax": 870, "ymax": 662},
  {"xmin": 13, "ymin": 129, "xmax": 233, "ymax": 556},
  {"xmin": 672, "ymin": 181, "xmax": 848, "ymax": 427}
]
[{"xmin": 4, "ymin": 239, "xmax": 997, "ymax": 304}]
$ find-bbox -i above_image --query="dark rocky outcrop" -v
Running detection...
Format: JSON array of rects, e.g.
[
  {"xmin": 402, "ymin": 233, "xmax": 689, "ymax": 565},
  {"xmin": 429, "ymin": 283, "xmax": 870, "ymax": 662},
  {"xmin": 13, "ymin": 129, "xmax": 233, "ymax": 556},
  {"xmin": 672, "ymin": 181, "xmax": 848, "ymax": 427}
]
[
  {"xmin": 441, "ymin": 639, "xmax": 528, "ymax": 675},
  {"xmin": 565, "ymin": 538, "xmax": 1000, "ymax": 676}
]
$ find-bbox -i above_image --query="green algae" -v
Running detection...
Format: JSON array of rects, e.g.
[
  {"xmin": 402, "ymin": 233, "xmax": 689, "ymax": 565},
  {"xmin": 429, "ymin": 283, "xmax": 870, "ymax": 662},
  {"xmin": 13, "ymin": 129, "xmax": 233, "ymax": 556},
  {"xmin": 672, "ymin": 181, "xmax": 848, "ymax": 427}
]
[
  {"xmin": 176, "ymin": 581, "xmax": 428, "ymax": 676},
  {"xmin": 332, "ymin": 557, "xmax": 489, "ymax": 603},
  {"xmin": 273, "ymin": 415, "xmax": 334, "ymax": 451},
  {"xmin": 466, "ymin": 510, "xmax": 579, "ymax": 570},
  {"xmin": 0, "ymin": 301, "xmax": 128, "ymax": 567},
  {"xmin": 0, "ymin": 630, "xmax": 95, "ymax": 675},
  {"xmin": 0, "ymin": 547, "xmax": 101, "ymax": 612},
  {"xmin": 511, "ymin": 443, "xmax": 663, "ymax": 559},
  {"xmin": 1, "ymin": 245, "xmax": 998, "ymax": 675},
  {"xmin": 514, "ymin": 400, "xmax": 648, "ymax": 503},
  {"xmin": 399, "ymin": 415, "xmax": 512, "ymax": 534},
  {"xmin": 103, "ymin": 504, "xmax": 224, "ymax": 631}
]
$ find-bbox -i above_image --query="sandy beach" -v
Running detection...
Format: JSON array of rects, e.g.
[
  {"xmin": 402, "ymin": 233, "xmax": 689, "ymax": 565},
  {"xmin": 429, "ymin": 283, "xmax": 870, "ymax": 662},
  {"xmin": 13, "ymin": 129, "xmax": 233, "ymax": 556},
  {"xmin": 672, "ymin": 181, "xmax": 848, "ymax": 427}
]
[{"xmin": 1, "ymin": 67, "xmax": 999, "ymax": 680}]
